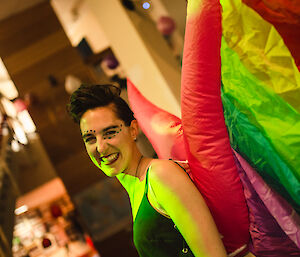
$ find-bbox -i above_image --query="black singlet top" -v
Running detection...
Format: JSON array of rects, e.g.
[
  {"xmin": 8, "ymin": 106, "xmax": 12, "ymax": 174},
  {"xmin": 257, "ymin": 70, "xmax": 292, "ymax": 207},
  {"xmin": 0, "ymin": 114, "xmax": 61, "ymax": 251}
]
[{"xmin": 133, "ymin": 169, "xmax": 194, "ymax": 257}]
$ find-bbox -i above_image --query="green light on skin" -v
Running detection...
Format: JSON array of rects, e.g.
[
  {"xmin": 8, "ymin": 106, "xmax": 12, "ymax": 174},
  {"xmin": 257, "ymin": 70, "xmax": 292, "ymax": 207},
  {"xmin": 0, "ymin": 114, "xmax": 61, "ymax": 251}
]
[
  {"xmin": 89, "ymin": 153, "xmax": 121, "ymax": 177},
  {"xmin": 90, "ymin": 154, "xmax": 101, "ymax": 169},
  {"xmin": 117, "ymin": 173, "xmax": 146, "ymax": 221}
]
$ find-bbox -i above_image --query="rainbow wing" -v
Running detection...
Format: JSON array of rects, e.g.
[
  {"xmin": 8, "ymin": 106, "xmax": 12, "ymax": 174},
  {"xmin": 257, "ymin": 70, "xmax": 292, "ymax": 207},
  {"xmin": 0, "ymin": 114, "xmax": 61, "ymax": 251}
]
[
  {"xmin": 220, "ymin": 0, "xmax": 300, "ymax": 214},
  {"xmin": 127, "ymin": 0, "xmax": 300, "ymax": 255},
  {"xmin": 127, "ymin": 79, "xmax": 300, "ymax": 256}
]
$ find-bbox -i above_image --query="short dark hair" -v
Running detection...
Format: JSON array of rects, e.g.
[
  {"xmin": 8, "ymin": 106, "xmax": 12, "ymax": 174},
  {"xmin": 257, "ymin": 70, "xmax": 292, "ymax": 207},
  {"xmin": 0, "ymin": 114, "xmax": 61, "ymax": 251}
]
[{"xmin": 67, "ymin": 84, "xmax": 135, "ymax": 126}]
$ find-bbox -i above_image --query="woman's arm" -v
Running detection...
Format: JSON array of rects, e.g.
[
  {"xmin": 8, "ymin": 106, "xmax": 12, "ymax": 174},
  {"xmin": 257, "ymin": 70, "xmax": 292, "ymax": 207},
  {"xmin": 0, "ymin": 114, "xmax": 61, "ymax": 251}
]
[{"xmin": 149, "ymin": 160, "xmax": 227, "ymax": 257}]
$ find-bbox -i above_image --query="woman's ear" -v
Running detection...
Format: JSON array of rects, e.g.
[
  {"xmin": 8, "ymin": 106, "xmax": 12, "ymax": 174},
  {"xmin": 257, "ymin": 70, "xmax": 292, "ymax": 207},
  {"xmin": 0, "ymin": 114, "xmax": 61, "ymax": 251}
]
[{"xmin": 130, "ymin": 119, "xmax": 139, "ymax": 140}]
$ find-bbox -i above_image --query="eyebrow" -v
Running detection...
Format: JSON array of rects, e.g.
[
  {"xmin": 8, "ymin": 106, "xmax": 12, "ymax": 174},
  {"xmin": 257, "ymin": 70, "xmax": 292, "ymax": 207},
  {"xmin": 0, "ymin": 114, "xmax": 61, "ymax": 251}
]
[{"xmin": 82, "ymin": 125, "xmax": 120, "ymax": 138}]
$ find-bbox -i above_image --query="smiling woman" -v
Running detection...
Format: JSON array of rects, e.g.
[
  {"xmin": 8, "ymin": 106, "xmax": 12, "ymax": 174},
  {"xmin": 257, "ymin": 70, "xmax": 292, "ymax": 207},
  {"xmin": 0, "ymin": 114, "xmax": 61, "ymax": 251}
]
[
  {"xmin": 67, "ymin": 84, "xmax": 230, "ymax": 257},
  {"xmin": 80, "ymin": 104, "xmax": 140, "ymax": 177},
  {"xmin": 68, "ymin": 84, "xmax": 140, "ymax": 177}
]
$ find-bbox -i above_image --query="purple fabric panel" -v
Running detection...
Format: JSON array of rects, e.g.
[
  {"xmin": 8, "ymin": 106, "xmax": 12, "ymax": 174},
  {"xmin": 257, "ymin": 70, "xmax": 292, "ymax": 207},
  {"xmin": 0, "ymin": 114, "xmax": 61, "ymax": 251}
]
[
  {"xmin": 233, "ymin": 151, "xmax": 300, "ymax": 256},
  {"xmin": 234, "ymin": 151, "xmax": 300, "ymax": 248}
]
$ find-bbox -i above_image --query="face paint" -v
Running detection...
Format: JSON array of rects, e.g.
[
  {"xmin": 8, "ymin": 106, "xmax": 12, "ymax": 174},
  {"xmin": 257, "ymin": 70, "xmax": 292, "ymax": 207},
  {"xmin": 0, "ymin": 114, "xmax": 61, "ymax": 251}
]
[
  {"xmin": 103, "ymin": 124, "xmax": 123, "ymax": 140},
  {"xmin": 82, "ymin": 124, "xmax": 123, "ymax": 143}
]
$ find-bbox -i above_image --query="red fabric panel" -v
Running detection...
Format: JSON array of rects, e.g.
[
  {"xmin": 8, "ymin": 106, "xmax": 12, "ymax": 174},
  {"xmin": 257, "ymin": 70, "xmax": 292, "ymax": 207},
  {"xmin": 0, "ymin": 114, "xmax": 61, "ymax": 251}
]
[{"xmin": 181, "ymin": 1, "xmax": 249, "ymax": 254}]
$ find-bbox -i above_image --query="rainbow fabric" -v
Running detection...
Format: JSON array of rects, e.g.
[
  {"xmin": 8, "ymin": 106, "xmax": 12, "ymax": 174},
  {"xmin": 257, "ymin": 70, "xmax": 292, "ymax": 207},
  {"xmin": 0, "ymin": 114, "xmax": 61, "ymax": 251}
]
[
  {"xmin": 127, "ymin": 0, "xmax": 300, "ymax": 255},
  {"xmin": 220, "ymin": 0, "xmax": 300, "ymax": 214}
]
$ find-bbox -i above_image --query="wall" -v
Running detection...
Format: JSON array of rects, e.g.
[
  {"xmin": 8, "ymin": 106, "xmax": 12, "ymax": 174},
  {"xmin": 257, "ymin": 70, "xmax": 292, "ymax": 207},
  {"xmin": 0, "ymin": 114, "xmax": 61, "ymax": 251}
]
[{"xmin": 0, "ymin": 1, "xmax": 106, "ymax": 195}]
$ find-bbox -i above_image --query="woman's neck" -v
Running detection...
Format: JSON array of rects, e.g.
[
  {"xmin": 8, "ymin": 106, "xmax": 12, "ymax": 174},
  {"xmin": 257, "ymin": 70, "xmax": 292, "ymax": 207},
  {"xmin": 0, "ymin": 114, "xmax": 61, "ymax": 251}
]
[
  {"xmin": 116, "ymin": 157, "xmax": 153, "ymax": 221},
  {"xmin": 116, "ymin": 157, "xmax": 153, "ymax": 189}
]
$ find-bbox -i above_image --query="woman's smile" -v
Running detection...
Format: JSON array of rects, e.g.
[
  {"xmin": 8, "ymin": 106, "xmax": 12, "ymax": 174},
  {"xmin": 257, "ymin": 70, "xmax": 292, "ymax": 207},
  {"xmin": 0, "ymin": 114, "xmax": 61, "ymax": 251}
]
[{"xmin": 100, "ymin": 152, "xmax": 120, "ymax": 165}]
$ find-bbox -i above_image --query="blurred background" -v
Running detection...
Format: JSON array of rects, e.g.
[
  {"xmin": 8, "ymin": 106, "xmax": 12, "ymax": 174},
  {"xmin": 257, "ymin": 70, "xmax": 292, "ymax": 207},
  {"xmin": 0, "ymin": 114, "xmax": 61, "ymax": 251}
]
[{"xmin": 0, "ymin": 0, "xmax": 186, "ymax": 256}]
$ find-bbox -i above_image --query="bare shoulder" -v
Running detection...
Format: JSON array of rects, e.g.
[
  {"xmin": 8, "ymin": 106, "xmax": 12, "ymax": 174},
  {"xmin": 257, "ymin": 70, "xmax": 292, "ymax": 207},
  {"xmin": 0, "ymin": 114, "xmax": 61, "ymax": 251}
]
[
  {"xmin": 147, "ymin": 159, "xmax": 207, "ymax": 221},
  {"xmin": 148, "ymin": 159, "xmax": 191, "ymax": 186}
]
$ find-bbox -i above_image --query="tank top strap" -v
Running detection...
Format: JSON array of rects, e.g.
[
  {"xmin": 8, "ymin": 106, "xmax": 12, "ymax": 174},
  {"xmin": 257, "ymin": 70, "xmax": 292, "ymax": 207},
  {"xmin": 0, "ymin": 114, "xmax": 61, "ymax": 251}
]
[{"xmin": 144, "ymin": 167, "xmax": 150, "ymax": 195}]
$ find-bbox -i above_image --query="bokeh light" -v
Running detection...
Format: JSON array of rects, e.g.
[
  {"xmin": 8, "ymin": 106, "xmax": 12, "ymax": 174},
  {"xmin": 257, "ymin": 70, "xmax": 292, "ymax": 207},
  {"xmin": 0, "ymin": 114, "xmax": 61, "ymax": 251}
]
[{"xmin": 142, "ymin": 2, "xmax": 150, "ymax": 10}]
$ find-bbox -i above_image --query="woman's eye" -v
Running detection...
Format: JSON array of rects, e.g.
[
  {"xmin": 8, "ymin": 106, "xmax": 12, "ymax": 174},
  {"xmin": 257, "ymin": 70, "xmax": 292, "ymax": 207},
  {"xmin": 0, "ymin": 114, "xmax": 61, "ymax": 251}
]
[
  {"xmin": 103, "ymin": 130, "xmax": 118, "ymax": 139},
  {"xmin": 85, "ymin": 137, "xmax": 96, "ymax": 143},
  {"xmin": 105, "ymin": 130, "xmax": 117, "ymax": 136}
]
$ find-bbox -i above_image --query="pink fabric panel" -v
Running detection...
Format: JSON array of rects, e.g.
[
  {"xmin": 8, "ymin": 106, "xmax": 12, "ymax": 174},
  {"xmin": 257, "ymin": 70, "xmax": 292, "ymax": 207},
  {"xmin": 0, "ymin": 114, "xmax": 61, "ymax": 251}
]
[{"xmin": 127, "ymin": 79, "xmax": 187, "ymax": 161}]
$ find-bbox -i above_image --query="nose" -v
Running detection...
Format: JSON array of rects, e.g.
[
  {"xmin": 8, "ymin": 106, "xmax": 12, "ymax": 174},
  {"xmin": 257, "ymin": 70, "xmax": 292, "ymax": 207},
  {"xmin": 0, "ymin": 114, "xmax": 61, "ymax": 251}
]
[{"xmin": 95, "ymin": 135, "xmax": 108, "ymax": 156}]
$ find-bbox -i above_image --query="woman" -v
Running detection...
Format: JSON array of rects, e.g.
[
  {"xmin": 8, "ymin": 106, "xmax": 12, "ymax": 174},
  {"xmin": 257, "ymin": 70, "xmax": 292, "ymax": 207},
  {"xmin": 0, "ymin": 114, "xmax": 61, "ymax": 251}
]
[{"xmin": 68, "ymin": 84, "xmax": 228, "ymax": 257}]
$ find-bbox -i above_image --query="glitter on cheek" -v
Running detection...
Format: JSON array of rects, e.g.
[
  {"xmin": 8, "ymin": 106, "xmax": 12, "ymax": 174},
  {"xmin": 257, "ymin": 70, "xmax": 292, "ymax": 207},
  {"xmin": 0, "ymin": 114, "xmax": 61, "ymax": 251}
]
[
  {"xmin": 103, "ymin": 133, "xmax": 117, "ymax": 140},
  {"xmin": 103, "ymin": 124, "xmax": 123, "ymax": 140}
]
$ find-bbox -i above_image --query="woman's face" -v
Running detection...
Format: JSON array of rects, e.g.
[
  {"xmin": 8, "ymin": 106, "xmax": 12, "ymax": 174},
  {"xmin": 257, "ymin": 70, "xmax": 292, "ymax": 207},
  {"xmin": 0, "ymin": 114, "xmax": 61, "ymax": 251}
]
[{"xmin": 80, "ymin": 104, "xmax": 138, "ymax": 177}]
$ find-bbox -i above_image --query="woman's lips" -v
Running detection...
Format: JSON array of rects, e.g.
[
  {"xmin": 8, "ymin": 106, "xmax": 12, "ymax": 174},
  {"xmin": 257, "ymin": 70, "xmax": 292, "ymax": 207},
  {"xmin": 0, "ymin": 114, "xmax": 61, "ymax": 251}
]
[{"xmin": 100, "ymin": 153, "xmax": 119, "ymax": 165}]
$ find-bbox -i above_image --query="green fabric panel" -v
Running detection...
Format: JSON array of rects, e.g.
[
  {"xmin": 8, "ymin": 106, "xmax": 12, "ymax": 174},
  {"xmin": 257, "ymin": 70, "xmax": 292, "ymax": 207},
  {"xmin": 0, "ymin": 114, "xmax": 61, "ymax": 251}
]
[
  {"xmin": 221, "ymin": 38, "xmax": 300, "ymax": 179},
  {"xmin": 221, "ymin": 88, "xmax": 300, "ymax": 213}
]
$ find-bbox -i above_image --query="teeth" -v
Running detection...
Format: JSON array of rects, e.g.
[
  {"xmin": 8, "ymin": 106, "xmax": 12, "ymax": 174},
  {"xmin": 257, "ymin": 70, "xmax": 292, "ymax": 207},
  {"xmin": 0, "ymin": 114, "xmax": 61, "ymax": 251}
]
[{"xmin": 102, "ymin": 153, "xmax": 118, "ymax": 163}]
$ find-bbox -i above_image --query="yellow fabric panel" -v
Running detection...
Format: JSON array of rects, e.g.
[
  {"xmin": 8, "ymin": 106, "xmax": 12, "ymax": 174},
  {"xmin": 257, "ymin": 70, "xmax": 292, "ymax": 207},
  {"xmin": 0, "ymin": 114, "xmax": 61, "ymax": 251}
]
[{"xmin": 220, "ymin": 0, "xmax": 300, "ymax": 113}]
